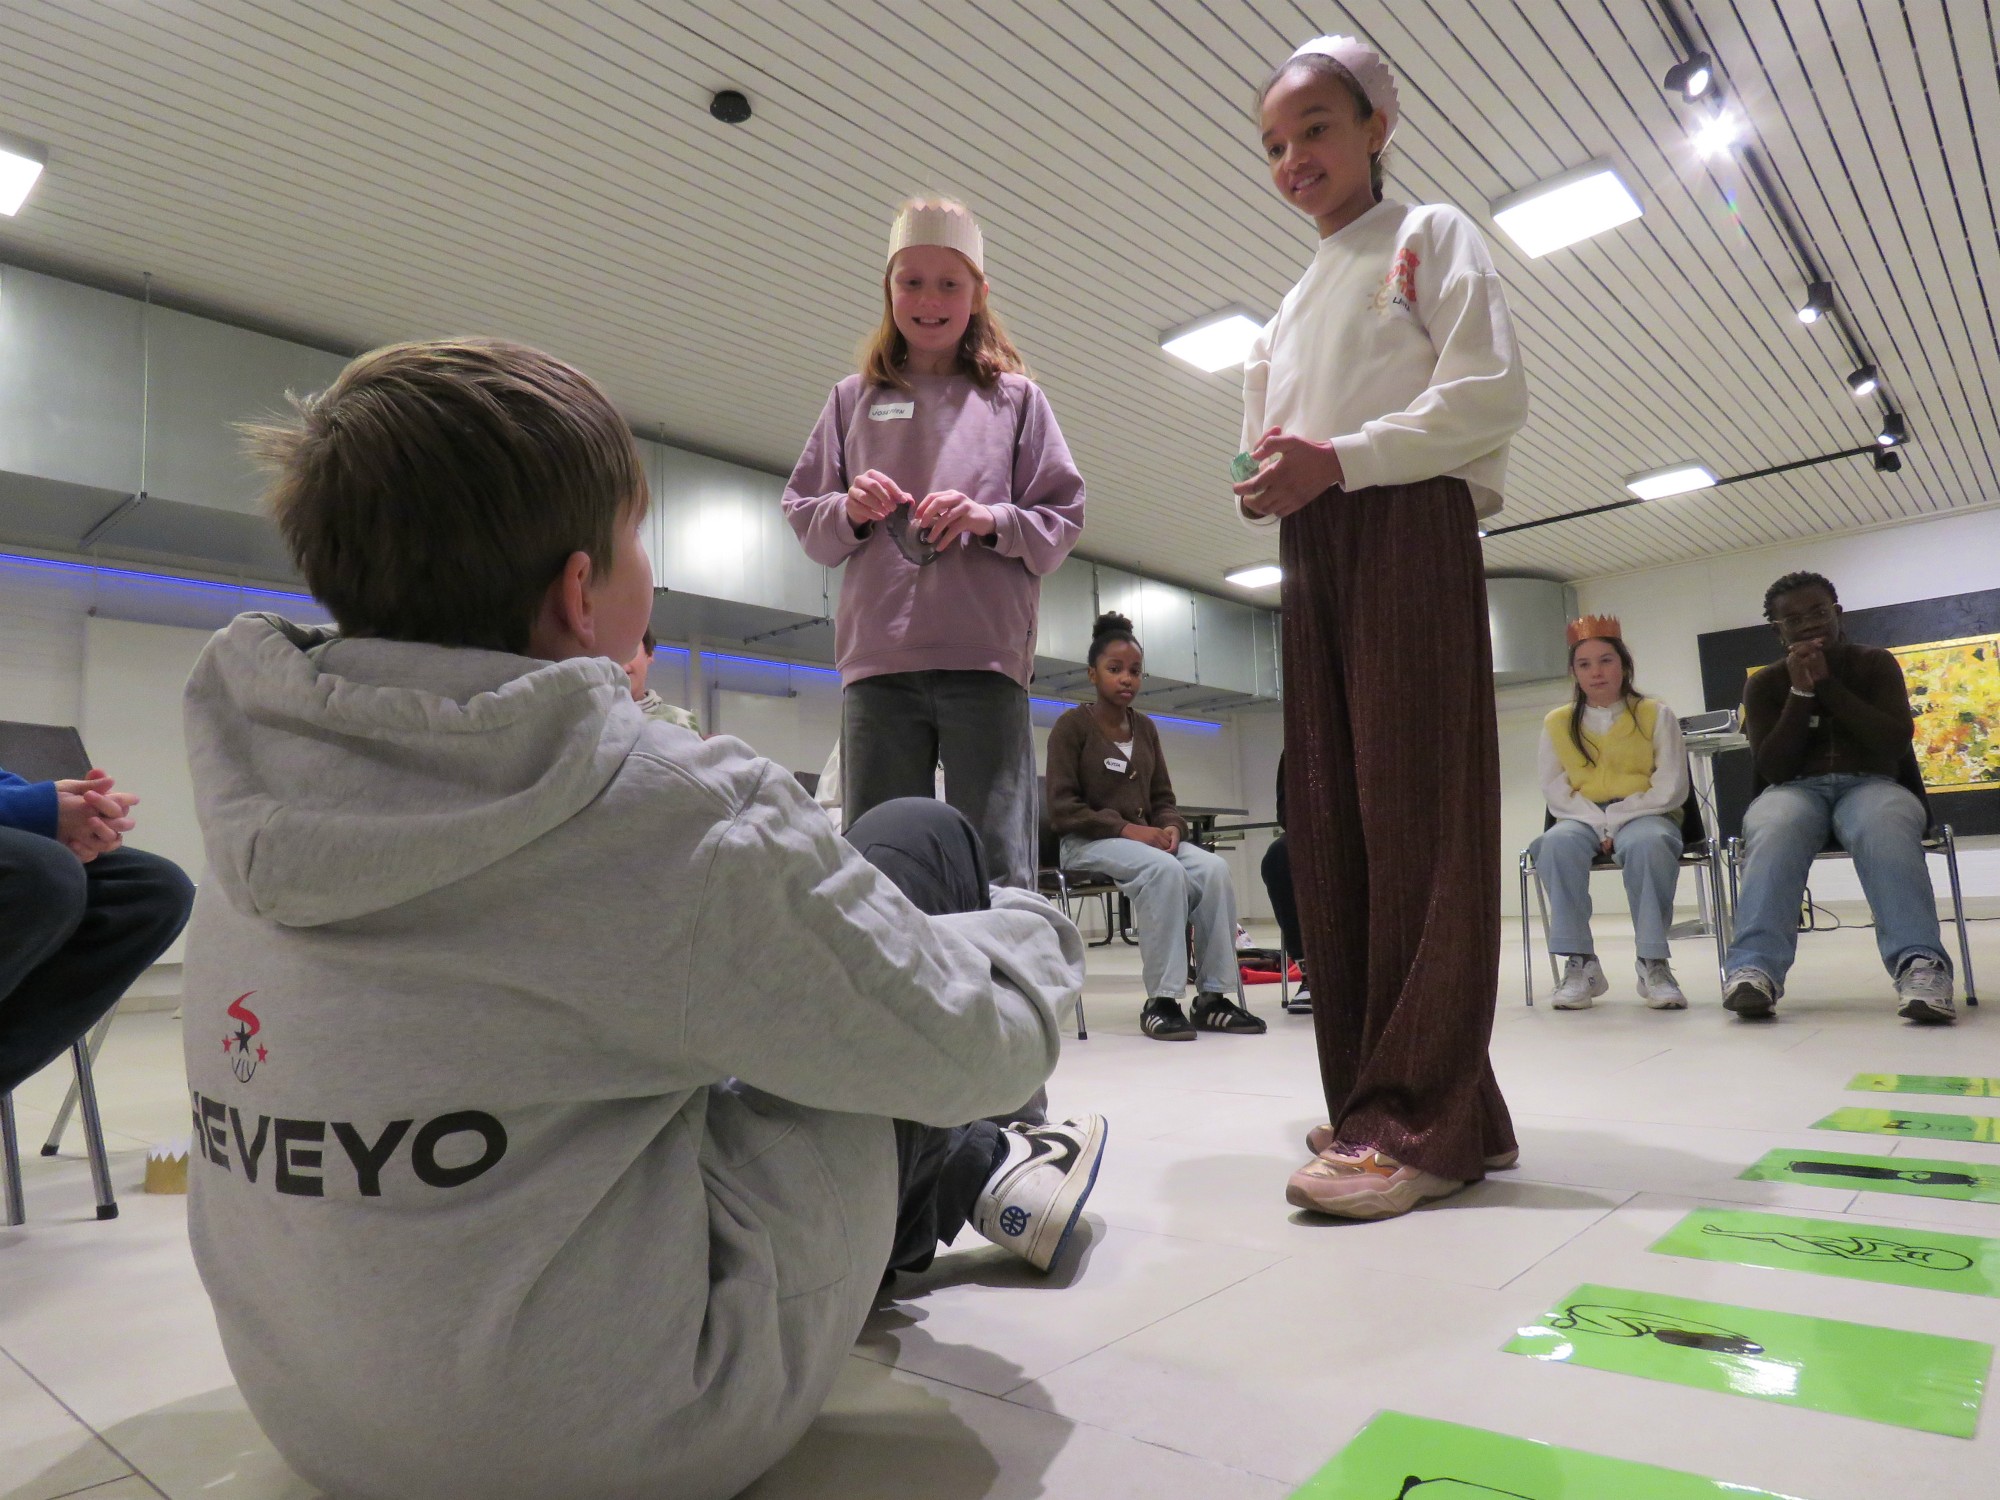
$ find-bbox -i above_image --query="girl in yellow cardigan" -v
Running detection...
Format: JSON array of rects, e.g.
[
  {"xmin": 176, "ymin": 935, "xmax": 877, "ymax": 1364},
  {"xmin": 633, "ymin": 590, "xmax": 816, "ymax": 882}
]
[{"xmin": 1530, "ymin": 616, "xmax": 1690, "ymax": 1010}]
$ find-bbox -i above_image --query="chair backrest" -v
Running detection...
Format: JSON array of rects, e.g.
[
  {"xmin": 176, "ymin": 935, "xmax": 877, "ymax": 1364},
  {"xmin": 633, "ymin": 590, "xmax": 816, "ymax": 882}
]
[
  {"xmin": 793, "ymin": 769, "xmax": 819, "ymax": 796},
  {"xmin": 0, "ymin": 721, "xmax": 91, "ymax": 783}
]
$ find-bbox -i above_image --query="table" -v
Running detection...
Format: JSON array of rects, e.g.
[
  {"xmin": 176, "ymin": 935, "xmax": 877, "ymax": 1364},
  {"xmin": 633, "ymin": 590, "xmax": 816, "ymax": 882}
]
[
  {"xmin": 1178, "ymin": 805, "xmax": 1250, "ymax": 848},
  {"xmin": 1673, "ymin": 725, "xmax": 1749, "ymax": 943}
]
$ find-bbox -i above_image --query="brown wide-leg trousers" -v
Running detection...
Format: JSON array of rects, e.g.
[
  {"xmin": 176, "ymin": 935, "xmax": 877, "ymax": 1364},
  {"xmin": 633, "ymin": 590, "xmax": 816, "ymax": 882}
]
[{"xmin": 1280, "ymin": 475, "xmax": 1516, "ymax": 1183}]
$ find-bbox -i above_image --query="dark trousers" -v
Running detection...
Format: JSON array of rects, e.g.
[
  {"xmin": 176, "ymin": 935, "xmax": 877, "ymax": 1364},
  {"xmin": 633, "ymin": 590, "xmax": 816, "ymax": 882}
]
[
  {"xmin": 0, "ymin": 828, "xmax": 196, "ymax": 1094},
  {"xmin": 1261, "ymin": 833, "xmax": 1303, "ymax": 965},
  {"xmin": 846, "ymin": 798, "xmax": 1011, "ymax": 1275},
  {"xmin": 843, "ymin": 669, "xmax": 1038, "ymax": 890},
  {"xmin": 1279, "ymin": 478, "xmax": 1516, "ymax": 1182}
]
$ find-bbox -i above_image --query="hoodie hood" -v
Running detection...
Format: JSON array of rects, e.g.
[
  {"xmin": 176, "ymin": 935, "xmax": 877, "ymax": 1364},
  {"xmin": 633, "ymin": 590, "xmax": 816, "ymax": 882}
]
[{"xmin": 184, "ymin": 613, "xmax": 642, "ymax": 927}]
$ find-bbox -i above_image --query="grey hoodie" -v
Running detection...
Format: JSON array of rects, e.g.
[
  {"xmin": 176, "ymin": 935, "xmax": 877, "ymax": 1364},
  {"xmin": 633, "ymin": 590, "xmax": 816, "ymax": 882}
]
[{"xmin": 179, "ymin": 615, "xmax": 1080, "ymax": 1500}]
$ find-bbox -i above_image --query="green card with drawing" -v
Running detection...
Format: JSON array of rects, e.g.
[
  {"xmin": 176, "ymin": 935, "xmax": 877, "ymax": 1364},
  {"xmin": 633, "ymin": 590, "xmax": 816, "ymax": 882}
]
[
  {"xmin": 1503, "ymin": 1282, "xmax": 1988, "ymax": 1436},
  {"xmin": 1813, "ymin": 1106, "xmax": 2000, "ymax": 1143},
  {"xmin": 1848, "ymin": 1072, "xmax": 2000, "ymax": 1098},
  {"xmin": 1739, "ymin": 1146, "xmax": 2000, "ymax": 1203},
  {"xmin": 1290, "ymin": 1410, "xmax": 1810, "ymax": 1498},
  {"xmin": 1649, "ymin": 1206, "xmax": 2000, "ymax": 1296}
]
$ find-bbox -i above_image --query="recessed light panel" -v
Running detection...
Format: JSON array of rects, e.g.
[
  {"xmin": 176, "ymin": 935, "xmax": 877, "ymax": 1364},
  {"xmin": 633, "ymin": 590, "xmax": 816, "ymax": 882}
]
[
  {"xmin": 1491, "ymin": 161, "xmax": 1643, "ymax": 258},
  {"xmin": 1162, "ymin": 311, "xmax": 1263, "ymax": 373},
  {"xmin": 1224, "ymin": 564, "xmax": 1282, "ymax": 589},
  {"xmin": 0, "ymin": 136, "xmax": 46, "ymax": 216},
  {"xmin": 1624, "ymin": 463, "xmax": 1717, "ymax": 501}
]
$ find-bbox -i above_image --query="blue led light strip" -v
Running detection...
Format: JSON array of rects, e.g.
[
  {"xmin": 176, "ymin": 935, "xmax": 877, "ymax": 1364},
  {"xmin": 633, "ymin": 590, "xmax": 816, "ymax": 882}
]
[{"xmin": 0, "ymin": 548, "xmax": 316, "ymax": 600}]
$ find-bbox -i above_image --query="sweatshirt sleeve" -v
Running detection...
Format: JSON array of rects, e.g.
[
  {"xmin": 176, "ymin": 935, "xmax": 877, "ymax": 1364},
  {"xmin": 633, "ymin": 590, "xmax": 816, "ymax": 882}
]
[
  {"xmin": 781, "ymin": 384, "xmax": 871, "ymax": 568},
  {"xmin": 987, "ymin": 382, "xmax": 1085, "ymax": 576},
  {"xmin": 1236, "ymin": 315, "xmax": 1278, "ymax": 530},
  {"xmin": 0, "ymin": 768, "xmax": 58, "ymax": 837},
  {"xmin": 1603, "ymin": 705, "xmax": 1689, "ymax": 833},
  {"xmin": 1045, "ymin": 713, "xmax": 1126, "ymax": 842},
  {"xmin": 1746, "ymin": 664, "xmax": 1812, "ymax": 785},
  {"xmin": 1538, "ymin": 724, "xmax": 1608, "ymax": 834},
  {"xmin": 1143, "ymin": 721, "xmax": 1188, "ymax": 836},
  {"xmin": 683, "ymin": 762, "xmax": 1075, "ymax": 1126},
  {"xmin": 1330, "ymin": 210, "xmax": 1530, "ymax": 492}
]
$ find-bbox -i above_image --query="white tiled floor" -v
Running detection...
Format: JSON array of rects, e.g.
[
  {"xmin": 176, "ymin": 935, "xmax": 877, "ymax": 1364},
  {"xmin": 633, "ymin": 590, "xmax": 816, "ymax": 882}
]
[{"xmin": 4, "ymin": 913, "xmax": 1999, "ymax": 1499}]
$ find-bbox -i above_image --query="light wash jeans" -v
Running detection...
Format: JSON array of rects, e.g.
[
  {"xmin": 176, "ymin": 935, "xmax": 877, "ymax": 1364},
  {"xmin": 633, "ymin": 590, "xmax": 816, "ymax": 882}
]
[
  {"xmin": 1726, "ymin": 773, "xmax": 1947, "ymax": 989},
  {"xmin": 1528, "ymin": 814, "xmax": 1683, "ymax": 962},
  {"xmin": 1060, "ymin": 834, "xmax": 1239, "ymax": 1000}
]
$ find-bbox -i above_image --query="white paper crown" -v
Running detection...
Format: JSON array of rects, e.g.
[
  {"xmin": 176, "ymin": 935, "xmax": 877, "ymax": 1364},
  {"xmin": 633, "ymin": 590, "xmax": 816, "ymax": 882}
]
[
  {"xmin": 886, "ymin": 197, "xmax": 985, "ymax": 276},
  {"xmin": 1289, "ymin": 35, "xmax": 1400, "ymax": 145}
]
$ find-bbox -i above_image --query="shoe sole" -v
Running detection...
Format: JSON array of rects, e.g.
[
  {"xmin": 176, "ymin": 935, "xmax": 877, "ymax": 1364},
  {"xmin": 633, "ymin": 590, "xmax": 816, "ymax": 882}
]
[
  {"xmin": 1286, "ymin": 1173, "xmax": 1463, "ymax": 1220},
  {"xmin": 1642, "ymin": 991, "xmax": 1688, "ymax": 1010},
  {"xmin": 1144, "ymin": 1028, "xmax": 1196, "ymax": 1041},
  {"xmin": 1550, "ymin": 995, "xmax": 1595, "ymax": 1010},
  {"xmin": 1724, "ymin": 984, "xmax": 1776, "ymax": 1020},
  {"xmin": 1898, "ymin": 997, "xmax": 1957, "ymax": 1025},
  {"xmin": 1028, "ymin": 1114, "xmax": 1107, "ymax": 1271}
]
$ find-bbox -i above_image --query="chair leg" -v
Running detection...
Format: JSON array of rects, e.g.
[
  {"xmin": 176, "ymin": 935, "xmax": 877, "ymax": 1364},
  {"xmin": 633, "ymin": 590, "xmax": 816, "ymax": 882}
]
[
  {"xmin": 1941, "ymin": 827, "xmax": 1978, "ymax": 1007},
  {"xmin": 1518, "ymin": 854, "xmax": 1534, "ymax": 1006},
  {"xmin": 1278, "ymin": 943, "xmax": 1291, "ymax": 1011},
  {"xmin": 71, "ymin": 1039, "xmax": 117, "ymax": 1221},
  {"xmin": 2, "ymin": 1092, "xmax": 24, "ymax": 1227},
  {"xmin": 1532, "ymin": 868, "xmax": 1560, "ymax": 987},
  {"xmin": 42, "ymin": 1010, "xmax": 117, "ymax": 1157},
  {"xmin": 1074, "ymin": 991, "xmax": 1088, "ymax": 1041}
]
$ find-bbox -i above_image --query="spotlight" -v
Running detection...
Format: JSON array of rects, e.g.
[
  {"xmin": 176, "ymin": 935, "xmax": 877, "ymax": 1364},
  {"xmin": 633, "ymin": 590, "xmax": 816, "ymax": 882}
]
[
  {"xmin": 709, "ymin": 89, "xmax": 752, "ymax": 124},
  {"xmin": 1691, "ymin": 108, "xmax": 1740, "ymax": 158},
  {"xmin": 1796, "ymin": 280, "xmax": 1834, "ymax": 324},
  {"xmin": 1877, "ymin": 411, "xmax": 1907, "ymax": 447},
  {"xmin": 1846, "ymin": 364, "xmax": 1879, "ymax": 397},
  {"xmin": 1872, "ymin": 449, "xmax": 1902, "ymax": 474},
  {"xmin": 1663, "ymin": 52, "xmax": 1715, "ymax": 102}
]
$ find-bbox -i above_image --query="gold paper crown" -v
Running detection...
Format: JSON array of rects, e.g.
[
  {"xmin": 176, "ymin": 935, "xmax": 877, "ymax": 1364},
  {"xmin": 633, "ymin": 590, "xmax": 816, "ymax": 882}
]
[{"xmin": 1565, "ymin": 614, "xmax": 1622, "ymax": 646}]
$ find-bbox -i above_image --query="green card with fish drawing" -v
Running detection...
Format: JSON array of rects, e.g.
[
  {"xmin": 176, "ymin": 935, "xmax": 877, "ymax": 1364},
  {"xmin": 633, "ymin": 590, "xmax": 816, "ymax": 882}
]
[
  {"xmin": 1813, "ymin": 1106, "xmax": 2000, "ymax": 1143},
  {"xmin": 1650, "ymin": 1207, "xmax": 2000, "ymax": 1296},
  {"xmin": 1503, "ymin": 1283, "xmax": 1988, "ymax": 1436},
  {"xmin": 1848, "ymin": 1072, "xmax": 2000, "ymax": 1098},
  {"xmin": 1739, "ymin": 1146, "xmax": 2000, "ymax": 1203},
  {"xmin": 1289, "ymin": 1410, "xmax": 1810, "ymax": 1498}
]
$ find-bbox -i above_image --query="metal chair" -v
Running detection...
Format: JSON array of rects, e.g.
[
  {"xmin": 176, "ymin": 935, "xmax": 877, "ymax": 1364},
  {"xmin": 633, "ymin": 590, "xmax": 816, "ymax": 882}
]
[
  {"xmin": 3, "ymin": 1027, "xmax": 120, "ymax": 1226},
  {"xmin": 1519, "ymin": 782, "xmax": 1729, "ymax": 1006},
  {"xmin": 1724, "ymin": 824, "xmax": 1979, "ymax": 1007},
  {"xmin": 1033, "ymin": 780, "xmax": 1100, "ymax": 1038}
]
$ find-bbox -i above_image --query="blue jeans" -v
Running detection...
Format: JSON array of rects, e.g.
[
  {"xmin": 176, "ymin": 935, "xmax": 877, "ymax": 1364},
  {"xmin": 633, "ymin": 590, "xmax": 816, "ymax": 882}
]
[
  {"xmin": 1528, "ymin": 814, "xmax": 1683, "ymax": 962},
  {"xmin": 1061, "ymin": 834, "xmax": 1239, "ymax": 1000},
  {"xmin": 1726, "ymin": 773, "xmax": 1946, "ymax": 990}
]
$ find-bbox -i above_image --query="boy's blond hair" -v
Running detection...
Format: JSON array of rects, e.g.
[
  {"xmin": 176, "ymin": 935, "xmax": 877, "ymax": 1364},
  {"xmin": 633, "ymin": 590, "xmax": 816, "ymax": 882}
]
[{"xmin": 244, "ymin": 338, "xmax": 647, "ymax": 654}]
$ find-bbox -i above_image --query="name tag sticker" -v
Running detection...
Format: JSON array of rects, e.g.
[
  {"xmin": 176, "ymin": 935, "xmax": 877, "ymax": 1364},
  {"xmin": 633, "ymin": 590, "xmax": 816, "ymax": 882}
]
[
  {"xmin": 1104, "ymin": 757, "xmax": 1128, "ymax": 773},
  {"xmin": 868, "ymin": 401, "xmax": 915, "ymax": 422}
]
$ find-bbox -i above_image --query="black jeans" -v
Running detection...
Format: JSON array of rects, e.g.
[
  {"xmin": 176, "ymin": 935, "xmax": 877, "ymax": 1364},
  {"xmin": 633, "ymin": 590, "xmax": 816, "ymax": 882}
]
[
  {"xmin": 843, "ymin": 669, "xmax": 1038, "ymax": 891},
  {"xmin": 1261, "ymin": 833, "xmax": 1304, "ymax": 967},
  {"xmin": 0, "ymin": 828, "xmax": 196, "ymax": 1094},
  {"xmin": 847, "ymin": 798, "xmax": 1014, "ymax": 1276}
]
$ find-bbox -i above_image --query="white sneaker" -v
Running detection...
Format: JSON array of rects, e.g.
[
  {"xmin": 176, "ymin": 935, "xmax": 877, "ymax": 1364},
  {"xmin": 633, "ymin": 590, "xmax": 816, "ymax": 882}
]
[
  {"xmin": 1551, "ymin": 954, "xmax": 1608, "ymax": 1010},
  {"xmin": 1896, "ymin": 956, "xmax": 1957, "ymax": 1025},
  {"xmin": 1636, "ymin": 958, "xmax": 1687, "ymax": 1010},
  {"xmin": 972, "ymin": 1115, "xmax": 1107, "ymax": 1272},
  {"xmin": 1723, "ymin": 968, "xmax": 1778, "ymax": 1020}
]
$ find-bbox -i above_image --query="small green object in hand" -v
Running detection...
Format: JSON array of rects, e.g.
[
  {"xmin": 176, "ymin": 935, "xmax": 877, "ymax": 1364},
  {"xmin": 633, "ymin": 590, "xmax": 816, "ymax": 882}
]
[{"xmin": 1230, "ymin": 451, "xmax": 1262, "ymax": 484}]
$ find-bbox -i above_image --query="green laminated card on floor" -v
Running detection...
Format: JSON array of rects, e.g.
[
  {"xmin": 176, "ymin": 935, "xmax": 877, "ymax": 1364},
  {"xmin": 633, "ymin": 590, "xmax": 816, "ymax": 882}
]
[
  {"xmin": 1849, "ymin": 1072, "xmax": 2000, "ymax": 1098},
  {"xmin": 1504, "ymin": 1282, "xmax": 1989, "ymax": 1437},
  {"xmin": 1813, "ymin": 1106, "xmax": 2000, "ymax": 1143},
  {"xmin": 1290, "ymin": 1410, "xmax": 1810, "ymax": 1498},
  {"xmin": 1650, "ymin": 1207, "xmax": 2000, "ymax": 1297},
  {"xmin": 1741, "ymin": 1146, "xmax": 2000, "ymax": 1203}
]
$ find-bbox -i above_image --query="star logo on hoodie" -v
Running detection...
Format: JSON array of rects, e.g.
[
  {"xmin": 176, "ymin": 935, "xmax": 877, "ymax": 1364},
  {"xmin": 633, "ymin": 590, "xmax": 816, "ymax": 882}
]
[{"xmin": 222, "ymin": 992, "xmax": 267, "ymax": 1083}]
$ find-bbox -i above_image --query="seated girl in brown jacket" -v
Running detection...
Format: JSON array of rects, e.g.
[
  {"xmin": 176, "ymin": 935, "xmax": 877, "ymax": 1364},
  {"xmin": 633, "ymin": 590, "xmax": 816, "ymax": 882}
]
[{"xmin": 1046, "ymin": 613, "xmax": 1264, "ymax": 1041}]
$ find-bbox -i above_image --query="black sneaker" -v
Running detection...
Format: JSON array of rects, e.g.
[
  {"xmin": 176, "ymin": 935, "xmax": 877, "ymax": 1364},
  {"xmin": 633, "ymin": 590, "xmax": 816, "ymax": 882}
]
[
  {"xmin": 1723, "ymin": 969, "xmax": 1777, "ymax": 1020},
  {"xmin": 1140, "ymin": 998, "xmax": 1196, "ymax": 1040},
  {"xmin": 1191, "ymin": 993, "xmax": 1267, "ymax": 1034}
]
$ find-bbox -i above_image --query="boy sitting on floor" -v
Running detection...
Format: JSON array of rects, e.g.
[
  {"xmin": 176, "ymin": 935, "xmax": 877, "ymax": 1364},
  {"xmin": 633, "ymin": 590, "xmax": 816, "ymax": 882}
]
[{"xmin": 179, "ymin": 338, "xmax": 1105, "ymax": 1500}]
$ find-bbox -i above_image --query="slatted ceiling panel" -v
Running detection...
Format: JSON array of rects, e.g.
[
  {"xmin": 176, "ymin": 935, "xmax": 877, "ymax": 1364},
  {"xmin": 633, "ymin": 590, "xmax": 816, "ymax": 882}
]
[{"xmin": 0, "ymin": 3, "xmax": 1992, "ymax": 593}]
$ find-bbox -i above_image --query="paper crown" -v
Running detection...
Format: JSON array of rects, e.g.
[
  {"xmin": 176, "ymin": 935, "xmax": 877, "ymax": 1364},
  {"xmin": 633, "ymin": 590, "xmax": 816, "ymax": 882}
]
[
  {"xmin": 1288, "ymin": 35, "xmax": 1400, "ymax": 145},
  {"xmin": 1566, "ymin": 614, "xmax": 1623, "ymax": 646},
  {"xmin": 886, "ymin": 197, "xmax": 985, "ymax": 276}
]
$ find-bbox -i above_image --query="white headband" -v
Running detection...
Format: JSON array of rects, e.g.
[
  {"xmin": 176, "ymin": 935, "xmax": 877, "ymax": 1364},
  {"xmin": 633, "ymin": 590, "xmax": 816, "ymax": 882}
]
[
  {"xmin": 1288, "ymin": 34, "xmax": 1400, "ymax": 145},
  {"xmin": 886, "ymin": 198, "xmax": 985, "ymax": 276}
]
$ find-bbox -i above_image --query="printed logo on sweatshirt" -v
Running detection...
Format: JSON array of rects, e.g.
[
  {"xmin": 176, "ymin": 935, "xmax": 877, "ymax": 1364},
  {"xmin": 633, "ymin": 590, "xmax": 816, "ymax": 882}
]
[
  {"xmin": 221, "ymin": 992, "xmax": 267, "ymax": 1083},
  {"xmin": 1372, "ymin": 247, "xmax": 1420, "ymax": 315},
  {"xmin": 189, "ymin": 1090, "xmax": 509, "ymax": 1197}
]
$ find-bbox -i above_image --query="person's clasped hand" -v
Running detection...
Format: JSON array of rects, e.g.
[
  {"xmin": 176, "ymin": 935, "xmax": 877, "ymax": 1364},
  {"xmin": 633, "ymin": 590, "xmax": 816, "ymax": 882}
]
[
  {"xmin": 844, "ymin": 469, "xmax": 912, "ymax": 527},
  {"xmin": 55, "ymin": 768, "xmax": 139, "ymax": 864},
  {"xmin": 913, "ymin": 489, "xmax": 996, "ymax": 550},
  {"xmin": 1120, "ymin": 823, "xmax": 1178, "ymax": 853},
  {"xmin": 1786, "ymin": 640, "xmax": 1830, "ymax": 693},
  {"xmin": 1231, "ymin": 426, "xmax": 1345, "ymax": 519}
]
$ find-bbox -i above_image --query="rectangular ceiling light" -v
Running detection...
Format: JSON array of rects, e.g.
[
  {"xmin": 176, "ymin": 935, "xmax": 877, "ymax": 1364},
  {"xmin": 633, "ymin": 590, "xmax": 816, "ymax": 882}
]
[
  {"xmin": 1162, "ymin": 310, "xmax": 1262, "ymax": 373},
  {"xmin": 1624, "ymin": 462, "xmax": 1717, "ymax": 501},
  {"xmin": 1491, "ymin": 160, "xmax": 1642, "ymax": 258},
  {"xmin": 1224, "ymin": 563, "xmax": 1282, "ymax": 589},
  {"xmin": 0, "ymin": 133, "xmax": 47, "ymax": 216}
]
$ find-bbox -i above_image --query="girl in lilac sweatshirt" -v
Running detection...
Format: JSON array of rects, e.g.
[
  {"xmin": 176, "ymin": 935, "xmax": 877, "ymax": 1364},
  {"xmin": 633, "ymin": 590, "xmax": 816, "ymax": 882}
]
[{"xmin": 783, "ymin": 197, "xmax": 1086, "ymax": 887}]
